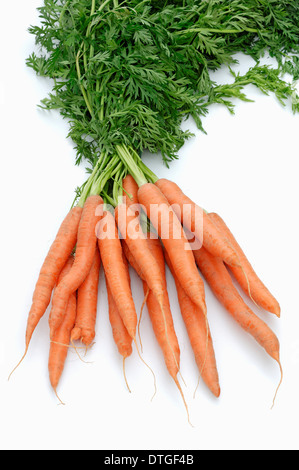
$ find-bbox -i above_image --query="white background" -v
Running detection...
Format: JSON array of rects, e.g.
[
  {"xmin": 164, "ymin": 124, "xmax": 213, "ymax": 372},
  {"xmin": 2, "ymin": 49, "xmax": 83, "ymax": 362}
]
[{"xmin": 1, "ymin": 1, "xmax": 299, "ymax": 451}]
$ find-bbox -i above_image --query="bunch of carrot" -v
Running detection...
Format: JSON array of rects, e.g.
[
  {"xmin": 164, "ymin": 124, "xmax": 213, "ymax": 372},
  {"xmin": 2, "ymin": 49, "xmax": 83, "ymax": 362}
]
[{"xmin": 11, "ymin": 155, "xmax": 282, "ymax": 418}]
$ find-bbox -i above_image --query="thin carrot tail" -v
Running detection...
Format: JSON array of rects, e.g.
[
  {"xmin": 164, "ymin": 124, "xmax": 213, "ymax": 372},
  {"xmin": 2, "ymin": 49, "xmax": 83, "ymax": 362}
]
[
  {"xmin": 138, "ymin": 287, "xmax": 150, "ymax": 353},
  {"xmin": 123, "ymin": 357, "xmax": 132, "ymax": 393},
  {"xmin": 133, "ymin": 338, "xmax": 157, "ymax": 401},
  {"xmin": 173, "ymin": 376, "xmax": 193, "ymax": 427},
  {"xmin": 8, "ymin": 346, "xmax": 29, "ymax": 381},
  {"xmin": 53, "ymin": 388, "xmax": 66, "ymax": 406},
  {"xmin": 271, "ymin": 357, "xmax": 283, "ymax": 409}
]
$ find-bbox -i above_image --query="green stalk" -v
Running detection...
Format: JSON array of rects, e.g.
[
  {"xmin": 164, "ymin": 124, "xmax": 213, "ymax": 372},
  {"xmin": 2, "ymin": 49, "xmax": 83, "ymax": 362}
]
[{"xmin": 116, "ymin": 145, "xmax": 148, "ymax": 187}]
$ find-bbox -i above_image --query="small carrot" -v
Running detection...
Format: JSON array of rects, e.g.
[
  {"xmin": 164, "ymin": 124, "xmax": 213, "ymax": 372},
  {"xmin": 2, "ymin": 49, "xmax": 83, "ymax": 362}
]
[
  {"xmin": 49, "ymin": 255, "xmax": 77, "ymax": 403},
  {"xmin": 155, "ymin": 178, "xmax": 240, "ymax": 267},
  {"xmin": 165, "ymin": 251, "xmax": 220, "ymax": 398},
  {"xmin": 71, "ymin": 246, "xmax": 101, "ymax": 346},
  {"xmin": 49, "ymin": 195, "xmax": 103, "ymax": 337},
  {"xmin": 193, "ymin": 245, "xmax": 282, "ymax": 397},
  {"xmin": 208, "ymin": 212, "xmax": 281, "ymax": 317},
  {"xmin": 137, "ymin": 183, "xmax": 207, "ymax": 316},
  {"xmin": 97, "ymin": 210, "xmax": 138, "ymax": 340}
]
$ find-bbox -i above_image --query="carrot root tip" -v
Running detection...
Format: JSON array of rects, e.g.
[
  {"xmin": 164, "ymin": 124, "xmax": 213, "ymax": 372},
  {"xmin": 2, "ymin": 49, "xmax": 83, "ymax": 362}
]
[{"xmin": 8, "ymin": 346, "xmax": 29, "ymax": 381}]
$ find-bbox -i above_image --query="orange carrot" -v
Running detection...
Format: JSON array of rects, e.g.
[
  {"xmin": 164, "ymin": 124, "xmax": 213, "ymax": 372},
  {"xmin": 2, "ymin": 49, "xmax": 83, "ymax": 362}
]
[
  {"xmin": 71, "ymin": 246, "xmax": 101, "ymax": 346},
  {"xmin": 107, "ymin": 251, "xmax": 133, "ymax": 367},
  {"xmin": 141, "ymin": 236, "xmax": 180, "ymax": 378},
  {"xmin": 122, "ymin": 239, "xmax": 145, "ymax": 281},
  {"xmin": 25, "ymin": 206, "xmax": 82, "ymax": 350},
  {"xmin": 208, "ymin": 212, "xmax": 281, "ymax": 317},
  {"xmin": 165, "ymin": 251, "xmax": 220, "ymax": 398},
  {"xmin": 193, "ymin": 246, "xmax": 281, "ymax": 369},
  {"xmin": 140, "ymin": 235, "xmax": 191, "ymax": 422},
  {"xmin": 155, "ymin": 178, "xmax": 240, "ymax": 267},
  {"xmin": 115, "ymin": 202, "xmax": 166, "ymax": 311},
  {"xmin": 137, "ymin": 183, "xmax": 207, "ymax": 316},
  {"xmin": 122, "ymin": 174, "xmax": 139, "ymax": 207},
  {"xmin": 97, "ymin": 210, "xmax": 138, "ymax": 340},
  {"xmin": 49, "ymin": 255, "xmax": 77, "ymax": 402},
  {"xmin": 49, "ymin": 195, "xmax": 103, "ymax": 338}
]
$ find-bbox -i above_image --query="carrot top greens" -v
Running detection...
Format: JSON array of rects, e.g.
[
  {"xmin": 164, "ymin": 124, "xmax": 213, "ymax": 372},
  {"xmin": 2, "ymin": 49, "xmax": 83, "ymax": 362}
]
[{"xmin": 27, "ymin": 0, "xmax": 299, "ymax": 199}]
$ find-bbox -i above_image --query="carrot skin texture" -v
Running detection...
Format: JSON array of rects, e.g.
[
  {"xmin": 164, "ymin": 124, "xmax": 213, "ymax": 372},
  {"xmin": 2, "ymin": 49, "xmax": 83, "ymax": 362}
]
[
  {"xmin": 97, "ymin": 210, "xmax": 137, "ymax": 339},
  {"xmin": 122, "ymin": 174, "xmax": 139, "ymax": 206},
  {"xmin": 208, "ymin": 212, "xmax": 281, "ymax": 317},
  {"xmin": 165, "ymin": 252, "xmax": 220, "ymax": 398},
  {"xmin": 49, "ymin": 256, "xmax": 77, "ymax": 391},
  {"xmin": 49, "ymin": 195, "xmax": 103, "ymax": 337},
  {"xmin": 142, "ymin": 236, "xmax": 180, "ymax": 379},
  {"xmin": 122, "ymin": 240, "xmax": 145, "ymax": 281},
  {"xmin": 137, "ymin": 183, "xmax": 207, "ymax": 316},
  {"xmin": 155, "ymin": 178, "xmax": 239, "ymax": 267},
  {"xmin": 71, "ymin": 246, "xmax": 101, "ymax": 346},
  {"xmin": 25, "ymin": 206, "xmax": 82, "ymax": 348},
  {"xmin": 193, "ymin": 247, "xmax": 281, "ymax": 363},
  {"xmin": 115, "ymin": 202, "xmax": 166, "ymax": 308},
  {"xmin": 107, "ymin": 253, "xmax": 133, "ymax": 359}
]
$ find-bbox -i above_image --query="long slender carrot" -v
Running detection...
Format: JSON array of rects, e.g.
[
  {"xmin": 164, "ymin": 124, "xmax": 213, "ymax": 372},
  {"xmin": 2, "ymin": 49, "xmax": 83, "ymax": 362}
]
[
  {"xmin": 208, "ymin": 212, "xmax": 281, "ymax": 318},
  {"xmin": 49, "ymin": 255, "xmax": 77, "ymax": 402},
  {"xmin": 106, "ymin": 253, "xmax": 133, "ymax": 391},
  {"xmin": 140, "ymin": 235, "xmax": 191, "ymax": 423},
  {"xmin": 142, "ymin": 240, "xmax": 180, "ymax": 371},
  {"xmin": 97, "ymin": 210, "xmax": 138, "ymax": 340},
  {"xmin": 115, "ymin": 202, "xmax": 165, "ymax": 307},
  {"xmin": 8, "ymin": 205, "xmax": 82, "ymax": 380},
  {"xmin": 49, "ymin": 195, "xmax": 103, "ymax": 338},
  {"xmin": 26, "ymin": 206, "xmax": 82, "ymax": 349},
  {"xmin": 71, "ymin": 246, "xmax": 101, "ymax": 346},
  {"xmin": 193, "ymin": 246, "xmax": 282, "ymax": 372},
  {"xmin": 165, "ymin": 251, "xmax": 220, "ymax": 398},
  {"xmin": 98, "ymin": 209, "xmax": 157, "ymax": 395},
  {"xmin": 137, "ymin": 183, "xmax": 207, "ymax": 316},
  {"xmin": 155, "ymin": 178, "xmax": 240, "ymax": 267}
]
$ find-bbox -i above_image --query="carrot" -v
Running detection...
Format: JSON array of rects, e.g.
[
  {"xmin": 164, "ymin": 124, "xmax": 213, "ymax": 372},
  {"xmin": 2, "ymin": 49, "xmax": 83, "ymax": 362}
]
[
  {"xmin": 115, "ymin": 202, "xmax": 166, "ymax": 311},
  {"xmin": 165, "ymin": 251, "xmax": 220, "ymax": 398},
  {"xmin": 49, "ymin": 255, "xmax": 77, "ymax": 403},
  {"xmin": 192, "ymin": 245, "xmax": 282, "ymax": 399},
  {"xmin": 155, "ymin": 178, "xmax": 240, "ymax": 267},
  {"xmin": 98, "ymin": 209, "xmax": 157, "ymax": 395},
  {"xmin": 140, "ymin": 235, "xmax": 191, "ymax": 423},
  {"xmin": 107, "ymin": 282, "xmax": 133, "ymax": 392},
  {"xmin": 208, "ymin": 212, "xmax": 281, "ymax": 318},
  {"xmin": 141, "ymin": 237, "xmax": 180, "ymax": 374},
  {"xmin": 122, "ymin": 174, "xmax": 139, "ymax": 207},
  {"xmin": 122, "ymin": 239, "xmax": 145, "ymax": 281},
  {"xmin": 71, "ymin": 246, "xmax": 101, "ymax": 346},
  {"xmin": 137, "ymin": 183, "xmax": 207, "ymax": 316},
  {"xmin": 49, "ymin": 195, "xmax": 103, "ymax": 338},
  {"xmin": 26, "ymin": 206, "xmax": 82, "ymax": 349},
  {"xmin": 8, "ymin": 205, "xmax": 83, "ymax": 380},
  {"xmin": 106, "ymin": 253, "xmax": 133, "ymax": 391},
  {"xmin": 97, "ymin": 210, "xmax": 138, "ymax": 340}
]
